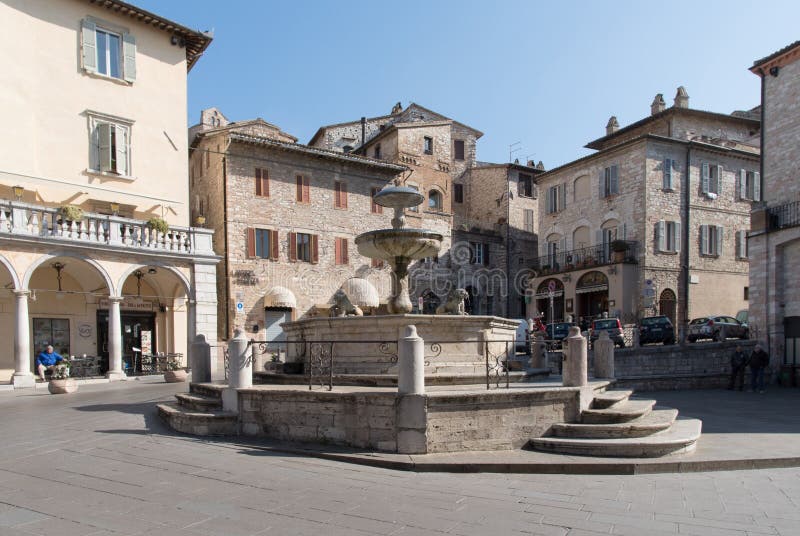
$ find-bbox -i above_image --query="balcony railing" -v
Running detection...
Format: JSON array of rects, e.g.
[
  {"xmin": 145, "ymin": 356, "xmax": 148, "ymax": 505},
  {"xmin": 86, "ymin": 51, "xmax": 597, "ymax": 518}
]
[
  {"xmin": 535, "ymin": 240, "xmax": 639, "ymax": 276},
  {"xmin": 768, "ymin": 201, "xmax": 800, "ymax": 231},
  {"xmin": 0, "ymin": 201, "xmax": 214, "ymax": 257}
]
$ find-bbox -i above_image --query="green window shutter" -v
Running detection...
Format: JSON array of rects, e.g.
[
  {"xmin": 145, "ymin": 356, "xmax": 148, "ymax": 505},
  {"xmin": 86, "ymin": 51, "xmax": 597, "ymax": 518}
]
[
  {"xmin": 122, "ymin": 33, "xmax": 136, "ymax": 82},
  {"xmin": 715, "ymin": 226, "xmax": 723, "ymax": 256},
  {"xmin": 545, "ymin": 187, "xmax": 552, "ymax": 214},
  {"xmin": 754, "ymin": 172, "xmax": 761, "ymax": 201},
  {"xmin": 663, "ymin": 159, "xmax": 672, "ymax": 189},
  {"xmin": 115, "ymin": 126, "xmax": 128, "ymax": 175},
  {"xmin": 610, "ymin": 165, "xmax": 619, "ymax": 195},
  {"xmin": 97, "ymin": 122, "xmax": 112, "ymax": 172},
  {"xmin": 701, "ymin": 163, "xmax": 709, "ymax": 194},
  {"xmin": 599, "ymin": 169, "xmax": 606, "ymax": 198},
  {"xmin": 559, "ymin": 183, "xmax": 566, "ymax": 211},
  {"xmin": 700, "ymin": 225, "xmax": 708, "ymax": 255},
  {"xmin": 81, "ymin": 19, "xmax": 97, "ymax": 72}
]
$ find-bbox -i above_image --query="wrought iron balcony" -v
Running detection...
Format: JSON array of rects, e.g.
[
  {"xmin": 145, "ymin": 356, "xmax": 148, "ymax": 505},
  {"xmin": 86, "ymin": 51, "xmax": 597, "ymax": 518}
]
[
  {"xmin": 0, "ymin": 200, "xmax": 215, "ymax": 257},
  {"xmin": 534, "ymin": 240, "xmax": 639, "ymax": 276},
  {"xmin": 768, "ymin": 200, "xmax": 800, "ymax": 231}
]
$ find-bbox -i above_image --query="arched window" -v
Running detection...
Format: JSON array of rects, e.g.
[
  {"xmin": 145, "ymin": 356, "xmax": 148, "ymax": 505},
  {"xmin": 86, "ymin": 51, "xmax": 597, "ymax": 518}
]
[
  {"xmin": 573, "ymin": 175, "xmax": 590, "ymax": 201},
  {"xmin": 428, "ymin": 190, "xmax": 443, "ymax": 210}
]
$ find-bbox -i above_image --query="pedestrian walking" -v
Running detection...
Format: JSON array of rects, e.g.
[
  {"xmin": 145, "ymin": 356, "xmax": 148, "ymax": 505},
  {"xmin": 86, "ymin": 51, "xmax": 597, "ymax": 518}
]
[
  {"xmin": 727, "ymin": 344, "xmax": 748, "ymax": 391},
  {"xmin": 749, "ymin": 344, "xmax": 769, "ymax": 393}
]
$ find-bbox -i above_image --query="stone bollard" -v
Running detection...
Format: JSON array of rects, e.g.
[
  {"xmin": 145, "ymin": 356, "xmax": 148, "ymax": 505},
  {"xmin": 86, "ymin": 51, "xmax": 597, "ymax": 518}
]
[
  {"xmin": 398, "ymin": 325, "xmax": 425, "ymax": 395},
  {"xmin": 562, "ymin": 326, "xmax": 588, "ymax": 387},
  {"xmin": 529, "ymin": 332, "xmax": 547, "ymax": 370},
  {"xmin": 593, "ymin": 331, "xmax": 615, "ymax": 379},
  {"xmin": 223, "ymin": 328, "xmax": 251, "ymax": 412},
  {"xmin": 190, "ymin": 334, "xmax": 211, "ymax": 383}
]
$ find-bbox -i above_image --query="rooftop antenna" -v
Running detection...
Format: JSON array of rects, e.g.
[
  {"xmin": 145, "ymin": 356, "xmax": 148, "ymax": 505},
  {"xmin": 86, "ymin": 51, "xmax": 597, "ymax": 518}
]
[{"xmin": 509, "ymin": 141, "xmax": 521, "ymax": 163}]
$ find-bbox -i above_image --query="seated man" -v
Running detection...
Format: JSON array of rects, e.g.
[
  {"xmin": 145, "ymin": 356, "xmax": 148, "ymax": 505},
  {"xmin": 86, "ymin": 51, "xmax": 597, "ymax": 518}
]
[{"xmin": 36, "ymin": 345, "xmax": 64, "ymax": 381}]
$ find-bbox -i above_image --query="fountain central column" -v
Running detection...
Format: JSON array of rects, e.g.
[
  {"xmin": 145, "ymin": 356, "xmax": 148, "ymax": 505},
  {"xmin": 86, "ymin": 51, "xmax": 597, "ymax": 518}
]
[{"xmin": 388, "ymin": 256, "xmax": 412, "ymax": 314}]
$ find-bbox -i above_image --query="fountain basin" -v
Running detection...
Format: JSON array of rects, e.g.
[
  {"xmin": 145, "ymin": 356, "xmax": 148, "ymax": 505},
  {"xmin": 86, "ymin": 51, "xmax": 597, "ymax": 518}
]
[{"xmin": 355, "ymin": 228, "xmax": 442, "ymax": 260}]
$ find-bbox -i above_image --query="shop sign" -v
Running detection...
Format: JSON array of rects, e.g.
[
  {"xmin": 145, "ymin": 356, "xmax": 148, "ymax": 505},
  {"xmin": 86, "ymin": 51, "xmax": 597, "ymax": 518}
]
[{"xmin": 98, "ymin": 297, "xmax": 156, "ymax": 312}]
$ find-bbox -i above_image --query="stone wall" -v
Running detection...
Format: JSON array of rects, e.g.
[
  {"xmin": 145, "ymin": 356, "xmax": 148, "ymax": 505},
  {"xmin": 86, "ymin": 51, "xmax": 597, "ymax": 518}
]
[{"xmin": 762, "ymin": 57, "xmax": 800, "ymax": 205}]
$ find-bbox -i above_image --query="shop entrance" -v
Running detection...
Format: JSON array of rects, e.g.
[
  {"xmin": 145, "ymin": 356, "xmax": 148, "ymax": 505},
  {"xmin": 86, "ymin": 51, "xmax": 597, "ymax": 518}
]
[
  {"xmin": 97, "ymin": 311, "xmax": 156, "ymax": 374},
  {"xmin": 576, "ymin": 271, "xmax": 609, "ymax": 321}
]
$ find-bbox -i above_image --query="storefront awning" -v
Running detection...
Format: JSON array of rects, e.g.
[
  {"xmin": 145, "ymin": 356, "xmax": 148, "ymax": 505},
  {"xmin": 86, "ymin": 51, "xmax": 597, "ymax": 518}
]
[
  {"xmin": 263, "ymin": 286, "xmax": 297, "ymax": 308},
  {"xmin": 575, "ymin": 284, "xmax": 608, "ymax": 294}
]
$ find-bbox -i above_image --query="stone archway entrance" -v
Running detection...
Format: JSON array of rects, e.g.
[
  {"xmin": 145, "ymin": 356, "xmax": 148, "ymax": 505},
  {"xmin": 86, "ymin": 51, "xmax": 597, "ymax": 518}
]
[
  {"xmin": 659, "ymin": 288, "xmax": 677, "ymax": 326},
  {"xmin": 535, "ymin": 278, "xmax": 564, "ymax": 323},
  {"xmin": 576, "ymin": 271, "xmax": 609, "ymax": 320}
]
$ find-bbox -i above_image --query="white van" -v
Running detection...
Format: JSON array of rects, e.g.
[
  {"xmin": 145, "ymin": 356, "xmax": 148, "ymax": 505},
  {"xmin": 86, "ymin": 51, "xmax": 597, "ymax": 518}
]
[{"xmin": 514, "ymin": 319, "xmax": 530, "ymax": 354}]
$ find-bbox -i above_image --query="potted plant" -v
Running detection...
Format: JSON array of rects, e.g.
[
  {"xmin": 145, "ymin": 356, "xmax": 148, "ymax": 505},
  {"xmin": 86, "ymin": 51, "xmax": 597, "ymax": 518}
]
[
  {"xmin": 59, "ymin": 205, "xmax": 84, "ymax": 224},
  {"xmin": 48, "ymin": 358, "xmax": 78, "ymax": 394},
  {"xmin": 610, "ymin": 240, "xmax": 629, "ymax": 262},
  {"xmin": 163, "ymin": 356, "xmax": 188, "ymax": 383},
  {"xmin": 147, "ymin": 217, "xmax": 169, "ymax": 235}
]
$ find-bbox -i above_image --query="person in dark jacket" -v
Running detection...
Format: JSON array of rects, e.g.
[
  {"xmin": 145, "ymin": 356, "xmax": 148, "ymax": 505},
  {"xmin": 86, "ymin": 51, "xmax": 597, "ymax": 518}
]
[
  {"xmin": 727, "ymin": 344, "xmax": 748, "ymax": 391},
  {"xmin": 36, "ymin": 345, "xmax": 64, "ymax": 381},
  {"xmin": 749, "ymin": 344, "xmax": 769, "ymax": 393}
]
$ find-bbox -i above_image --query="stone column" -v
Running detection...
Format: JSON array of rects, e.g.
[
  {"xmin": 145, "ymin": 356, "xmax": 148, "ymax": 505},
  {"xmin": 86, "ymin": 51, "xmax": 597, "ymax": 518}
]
[
  {"xmin": 187, "ymin": 300, "xmax": 197, "ymax": 364},
  {"xmin": 562, "ymin": 326, "xmax": 587, "ymax": 387},
  {"xmin": 529, "ymin": 332, "xmax": 547, "ymax": 370},
  {"xmin": 222, "ymin": 327, "xmax": 250, "ymax": 412},
  {"xmin": 593, "ymin": 331, "xmax": 615, "ymax": 379},
  {"xmin": 106, "ymin": 296, "xmax": 126, "ymax": 381},
  {"xmin": 11, "ymin": 290, "xmax": 35, "ymax": 388},
  {"xmin": 398, "ymin": 325, "xmax": 424, "ymax": 395},
  {"xmin": 190, "ymin": 334, "xmax": 211, "ymax": 383}
]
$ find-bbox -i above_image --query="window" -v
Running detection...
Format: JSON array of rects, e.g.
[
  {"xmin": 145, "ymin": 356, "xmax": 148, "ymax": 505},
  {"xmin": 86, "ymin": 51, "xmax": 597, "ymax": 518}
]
[
  {"xmin": 428, "ymin": 190, "xmax": 443, "ymax": 211},
  {"xmin": 89, "ymin": 116, "xmax": 131, "ymax": 176},
  {"xmin": 374, "ymin": 144, "xmax": 381, "ymax": 159},
  {"xmin": 423, "ymin": 136, "xmax": 433, "ymax": 155},
  {"xmin": 334, "ymin": 237, "xmax": 349, "ymax": 265},
  {"xmin": 81, "ymin": 19, "xmax": 136, "ymax": 82},
  {"xmin": 296, "ymin": 175, "xmax": 310, "ymax": 203},
  {"xmin": 454, "ymin": 140, "xmax": 465, "ymax": 161},
  {"xmin": 545, "ymin": 183, "xmax": 566, "ymax": 214},
  {"xmin": 454, "ymin": 183, "xmax": 464, "ymax": 204},
  {"xmin": 700, "ymin": 225, "xmax": 723, "ymax": 256},
  {"xmin": 656, "ymin": 220, "xmax": 681, "ymax": 253},
  {"xmin": 744, "ymin": 287, "xmax": 749, "ymax": 300},
  {"xmin": 663, "ymin": 159, "xmax": 675, "ymax": 190},
  {"xmin": 334, "ymin": 181, "xmax": 348, "ymax": 209},
  {"xmin": 600, "ymin": 165, "xmax": 619, "ymax": 198},
  {"xmin": 701, "ymin": 163, "xmax": 722, "ymax": 197},
  {"xmin": 524, "ymin": 209, "xmax": 535, "ymax": 233},
  {"xmin": 518, "ymin": 174, "xmax": 534, "ymax": 198},
  {"xmin": 288, "ymin": 232, "xmax": 318, "ymax": 263},
  {"xmin": 255, "ymin": 168, "xmax": 269, "ymax": 197},
  {"xmin": 371, "ymin": 187, "xmax": 383, "ymax": 214},
  {"xmin": 738, "ymin": 170, "xmax": 761, "ymax": 201},
  {"xmin": 470, "ymin": 242, "xmax": 489, "ymax": 266},
  {"xmin": 736, "ymin": 230, "xmax": 749, "ymax": 260},
  {"xmin": 246, "ymin": 228, "xmax": 279, "ymax": 260}
]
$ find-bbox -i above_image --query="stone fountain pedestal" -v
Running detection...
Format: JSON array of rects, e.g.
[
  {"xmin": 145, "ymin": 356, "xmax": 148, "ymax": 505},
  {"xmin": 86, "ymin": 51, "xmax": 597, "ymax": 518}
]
[{"xmin": 281, "ymin": 314, "xmax": 518, "ymax": 376}]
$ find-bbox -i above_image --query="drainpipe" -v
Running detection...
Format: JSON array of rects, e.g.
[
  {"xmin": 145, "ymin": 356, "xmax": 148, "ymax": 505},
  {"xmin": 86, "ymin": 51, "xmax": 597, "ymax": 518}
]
[
  {"xmin": 222, "ymin": 152, "xmax": 231, "ymax": 340},
  {"xmin": 506, "ymin": 169, "xmax": 512, "ymax": 317},
  {"xmin": 682, "ymin": 144, "xmax": 692, "ymax": 342}
]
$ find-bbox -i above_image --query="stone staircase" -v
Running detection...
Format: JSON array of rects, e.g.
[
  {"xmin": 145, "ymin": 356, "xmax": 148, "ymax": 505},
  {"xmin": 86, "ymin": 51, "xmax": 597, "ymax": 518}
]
[
  {"xmin": 529, "ymin": 389, "xmax": 702, "ymax": 457},
  {"xmin": 157, "ymin": 383, "xmax": 238, "ymax": 436}
]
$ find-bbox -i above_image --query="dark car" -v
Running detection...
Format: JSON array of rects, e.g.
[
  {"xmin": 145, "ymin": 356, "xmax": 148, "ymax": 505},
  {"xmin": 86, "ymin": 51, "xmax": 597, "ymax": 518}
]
[
  {"xmin": 546, "ymin": 322, "xmax": 572, "ymax": 347},
  {"xmin": 638, "ymin": 315, "xmax": 676, "ymax": 345},
  {"xmin": 687, "ymin": 315, "xmax": 749, "ymax": 342},
  {"xmin": 590, "ymin": 318, "xmax": 625, "ymax": 348}
]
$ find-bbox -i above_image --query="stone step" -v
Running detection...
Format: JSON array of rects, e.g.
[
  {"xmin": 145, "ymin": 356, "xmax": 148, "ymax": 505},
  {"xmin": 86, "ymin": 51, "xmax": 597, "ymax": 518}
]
[
  {"xmin": 530, "ymin": 418, "xmax": 702, "ymax": 458},
  {"xmin": 157, "ymin": 402, "xmax": 238, "ymax": 436},
  {"xmin": 175, "ymin": 392, "xmax": 222, "ymax": 412},
  {"xmin": 591, "ymin": 390, "xmax": 634, "ymax": 409},
  {"xmin": 581, "ymin": 399, "xmax": 655, "ymax": 424},
  {"xmin": 550, "ymin": 409, "xmax": 679, "ymax": 439},
  {"xmin": 189, "ymin": 382, "xmax": 224, "ymax": 399}
]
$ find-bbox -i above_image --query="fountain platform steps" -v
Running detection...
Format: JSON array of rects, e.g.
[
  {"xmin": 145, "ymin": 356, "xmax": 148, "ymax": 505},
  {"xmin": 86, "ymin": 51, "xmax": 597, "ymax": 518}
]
[
  {"xmin": 530, "ymin": 390, "xmax": 701, "ymax": 458},
  {"xmin": 157, "ymin": 385, "xmax": 236, "ymax": 436}
]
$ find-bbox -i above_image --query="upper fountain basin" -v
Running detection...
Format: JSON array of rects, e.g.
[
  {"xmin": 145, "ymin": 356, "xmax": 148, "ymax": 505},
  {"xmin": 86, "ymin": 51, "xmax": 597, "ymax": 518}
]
[
  {"xmin": 355, "ymin": 228, "xmax": 443, "ymax": 261},
  {"xmin": 373, "ymin": 186, "xmax": 424, "ymax": 209}
]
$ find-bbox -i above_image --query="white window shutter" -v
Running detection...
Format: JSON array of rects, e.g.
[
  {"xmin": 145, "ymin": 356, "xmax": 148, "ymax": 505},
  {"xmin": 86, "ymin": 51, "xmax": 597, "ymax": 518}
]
[
  {"xmin": 738, "ymin": 169, "xmax": 747, "ymax": 200},
  {"xmin": 674, "ymin": 221, "xmax": 681, "ymax": 252},
  {"xmin": 754, "ymin": 172, "xmax": 761, "ymax": 201},
  {"xmin": 545, "ymin": 187, "xmax": 552, "ymax": 214},
  {"xmin": 701, "ymin": 163, "xmax": 709, "ymax": 194},
  {"xmin": 81, "ymin": 19, "xmax": 97, "ymax": 73},
  {"xmin": 115, "ymin": 126, "xmax": 128, "ymax": 175},
  {"xmin": 97, "ymin": 123, "xmax": 112, "ymax": 172},
  {"xmin": 559, "ymin": 183, "xmax": 566, "ymax": 211},
  {"xmin": 656, "ymin": 221, "xmax": 665, "ymax": 252},
  {"xmin": 122, "ymin": 33, "xmax": 137, "ymax": 82},
  {"xmin": 700, "ymin": 225, "xmax": 708, "ymax": 255},
  {"xmin": 716, "ymin": 165, "xmax": 723, "ymax": 195},
  {"xmin": 599, "ymin": 170, "xmax": 606, "ymax": 198},
  {"xmin": 715, "ymin": 226, "xmax": 723, "ymax": 256}
]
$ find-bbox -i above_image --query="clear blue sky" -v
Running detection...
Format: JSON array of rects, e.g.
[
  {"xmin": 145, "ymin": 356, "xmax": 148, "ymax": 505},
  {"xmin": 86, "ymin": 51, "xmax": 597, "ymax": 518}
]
[{"xmin": 138, "ymin": 0, "xmax": 798, "ymax": 169}]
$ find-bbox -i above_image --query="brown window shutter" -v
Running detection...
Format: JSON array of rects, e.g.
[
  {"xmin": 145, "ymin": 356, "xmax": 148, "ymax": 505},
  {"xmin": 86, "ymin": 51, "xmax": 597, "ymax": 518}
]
[
  {"xmin": 310, "ymin": 234, "xmax": 319, "ymax": 264},
  {"xmin": 261, "ymin": 169, "xmax": 269, "ymax": 197},
  {"xmin": 246, "ymin": 228, "xmax": 256, "ymax": 258},
  {"xmin": 334, "ymin": 237, "xmax": 341, "ymax": 264},
  {"xmin": 270, "ymin": 230, "xmax": 279, "ymax": 260},
  {"xmin": 255, "ymin": 168, "xmax": 262, "ymax": 196},
  {"xmin": 296, "ymin": 176, "xmax": 303, "ymax": 202},
  {"xmin": 303, "ymin": 176, "xmax": 310, "ymax": 203},
  {"xmin": 341, "ymin": 182, "xmax": 348, "ymax": 209},
  {"xmin": 334, "ymin": 182, "xmax": 341, "ymax": 208},
  {"xmin": 342, "ymin": 239, "xmax": 348, "ymax": 264},
  {"xmin": 288, "ymin": 232, "xmax": 297, "ymax": 261}
]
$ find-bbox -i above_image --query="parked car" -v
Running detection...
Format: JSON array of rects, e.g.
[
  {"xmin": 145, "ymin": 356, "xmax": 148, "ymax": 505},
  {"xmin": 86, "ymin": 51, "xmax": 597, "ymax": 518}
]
[
  {"xmin": 736, "ymin": 309, "xmax": 749, "ymax": 329},
  {"xmin": 546, "ymin": 322, "xmax": 573, "ymax": 348},
  {"xmin": 590, "ymin": 317, "xmax": 625, "ymax": 348},
  {"xmin": 638, "ymin": 315, "xmax": 676, "ymax": 345},
  {"xmin": 687, "ymin": 315, "xmax": 749, "ymax": 342}
]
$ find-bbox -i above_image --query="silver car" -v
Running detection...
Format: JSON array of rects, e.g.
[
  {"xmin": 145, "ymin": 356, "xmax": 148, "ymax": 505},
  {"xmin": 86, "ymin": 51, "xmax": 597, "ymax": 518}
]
[{"xmin": 687, "ymin": 315, "xmax": 749, "ymax": 342}]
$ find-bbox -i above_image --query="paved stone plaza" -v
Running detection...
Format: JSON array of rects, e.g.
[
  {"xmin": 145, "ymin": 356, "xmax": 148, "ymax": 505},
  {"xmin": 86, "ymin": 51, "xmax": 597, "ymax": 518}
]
[{"xmin": 0, "ymin": 381, "xmax": 799, "ymax": 535}]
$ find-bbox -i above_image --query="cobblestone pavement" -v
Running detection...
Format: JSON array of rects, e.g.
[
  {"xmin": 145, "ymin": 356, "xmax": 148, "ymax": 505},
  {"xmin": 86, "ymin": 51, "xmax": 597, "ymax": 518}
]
[{"xmin": 0, "ymin": 381, "xmax": 798, "ymax": 535}]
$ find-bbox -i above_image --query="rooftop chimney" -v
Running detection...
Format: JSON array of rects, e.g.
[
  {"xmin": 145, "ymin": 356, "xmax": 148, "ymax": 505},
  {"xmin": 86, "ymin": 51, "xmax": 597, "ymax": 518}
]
[
  {"xmin": 606, "ymin": 116, "xmax": 620, "ymax": 135},
  {"xmin": 391, "ymin": 102, "xmax": 402, "ymax": 114},
  {"xmin": 527, "ymin": 160, "xmax": 535, "ymax": 167},
  {"xmin": 536, "ymin": 161, "xmax": 545, "ymax": 171},
  {"xmin": 651, "ymin": 93, "xmax": 666, "ymax": 115},
  {"xmin": 674, "ymin": 86, "xmax": 689, "ymax": 109}
]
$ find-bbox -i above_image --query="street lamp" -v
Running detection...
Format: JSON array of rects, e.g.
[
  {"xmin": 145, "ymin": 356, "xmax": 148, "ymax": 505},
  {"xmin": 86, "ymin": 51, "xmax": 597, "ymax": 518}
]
[{"xmin": 12, "ymin": 186, "xmax": 23, "ymax": 201}]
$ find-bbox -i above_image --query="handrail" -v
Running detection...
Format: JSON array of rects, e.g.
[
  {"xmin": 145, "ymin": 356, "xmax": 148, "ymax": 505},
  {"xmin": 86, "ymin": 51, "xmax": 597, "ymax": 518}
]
[{"xmin": 534, "ymin": 240, "xmax": 639, "ymax": 276}]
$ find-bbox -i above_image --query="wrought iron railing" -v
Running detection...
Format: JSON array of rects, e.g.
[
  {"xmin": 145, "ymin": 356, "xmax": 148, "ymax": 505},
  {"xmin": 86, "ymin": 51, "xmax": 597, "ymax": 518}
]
[
  {"xmin": 768, "ymin": 200, "xmax": 800, "ymax": 231},
  {"xmin": 534, "ymin": 240, "xmax": 639, "ymax": 276},
  {"xmin": 423, "ymin": 339, "xmax": 516, "ymax": 389}
]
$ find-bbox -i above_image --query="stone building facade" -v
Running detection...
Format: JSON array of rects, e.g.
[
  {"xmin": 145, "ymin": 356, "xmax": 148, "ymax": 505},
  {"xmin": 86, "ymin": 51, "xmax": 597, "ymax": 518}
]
[
  {"xmin": 189, "ymin": 109, "xmax": 404, "ymax": 342},
  {"xmin": 529, "ymin": 88, "xmax": 760, "ymax": 333},
  {"xmin": 748, "ymin": 41, "xmax": 800, "ymax": 369},
  {"xmin": 0, "ymin": 0, "xmax": 218, "ymax": 386}
]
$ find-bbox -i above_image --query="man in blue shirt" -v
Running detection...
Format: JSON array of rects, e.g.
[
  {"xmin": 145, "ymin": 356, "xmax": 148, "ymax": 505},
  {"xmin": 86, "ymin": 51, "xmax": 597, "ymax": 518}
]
[{"xmin": 36, "ymin": 345, "xmax": 64, "ymax": 381}]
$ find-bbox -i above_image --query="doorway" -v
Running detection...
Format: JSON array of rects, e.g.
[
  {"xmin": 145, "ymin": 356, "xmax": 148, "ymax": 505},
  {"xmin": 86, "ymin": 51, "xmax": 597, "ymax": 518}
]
[{"xmin": 97, "ymin": 311, "xmax": 156, "ymax": 374}]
